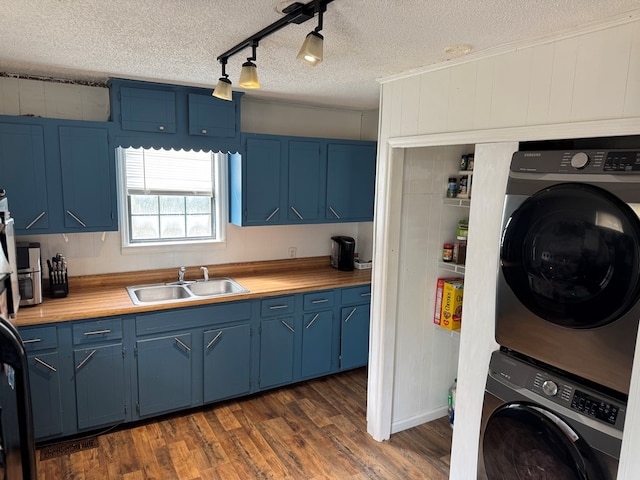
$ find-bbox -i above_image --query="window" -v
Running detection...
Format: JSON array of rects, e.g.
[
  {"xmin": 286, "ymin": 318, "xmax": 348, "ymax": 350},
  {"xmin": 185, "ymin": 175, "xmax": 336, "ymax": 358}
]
[{"xmin": 117, "ymin": 147, "xmax": 227, "ymax": 247}]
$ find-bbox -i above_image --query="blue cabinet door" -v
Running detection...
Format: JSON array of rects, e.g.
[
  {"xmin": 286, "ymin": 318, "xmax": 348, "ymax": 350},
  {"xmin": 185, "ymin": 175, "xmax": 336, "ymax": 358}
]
[
  {"xmin": 59, "ymin": 125, "xmax": 115, "ymax": 230},
  {"xmin": 340, "ymin": 303, "xmax": 371, "ymax": 370},
  {"xmin": 187, "ymin": 94, "xmax": 238, "ymax": 138},
  {"xmin": 243, "ymin": 137, "xmax": 284, "ymax": 225},
  {"xmin": 136, "ymin": 332, "xmax": 192, "ymax": 417},
  {"xmin": 120, "ymin": 87, "xmax": 176, "ymax": 133},
  {"xmin": 301, "ymin": 310, "xmax": 333, "ymax": 379},
  {"xmin": 26, "ymin": 351, "xmax": 63, "ymax": 439},
  {"xmin": 288, "ymin": 140, "xmax": 323, "ymax": 223},
  {"xmin": 326, "ymin": 143, "xmax": 376, "ymax": 222},
  {"xmin": 0, "ymin": 123, "xmax": 49, "ymax": 231},
  {"xmin": 74, "ymin": 343, "xmax": 126, "ymax": 430},
  {"xmin": 203, "ymin": 323, "xmax": 251, "ymax": 402},
  {"xmin": 259, "ymin": 317, "xmax": 295, "ymax": 389}
]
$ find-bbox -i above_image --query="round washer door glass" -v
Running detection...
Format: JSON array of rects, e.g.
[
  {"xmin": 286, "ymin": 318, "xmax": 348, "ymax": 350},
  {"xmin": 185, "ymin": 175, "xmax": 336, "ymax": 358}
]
[
  {"xmin": 483, "ymin": 403, "xmax": 605, "ymax": 480},
  {"xmin": 501, "ymin": 183, "xmax": 640, "ymax": 328}
]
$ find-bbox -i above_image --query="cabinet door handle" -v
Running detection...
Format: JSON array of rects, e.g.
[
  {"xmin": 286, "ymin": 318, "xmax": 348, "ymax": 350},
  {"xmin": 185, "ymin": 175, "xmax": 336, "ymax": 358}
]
[
  {"xmin": 311, "ymin": 299, "xmax": 329, "ymax": 304},
  {"xmin": 344, "ymin": 307, "xmax": 357, "ymax": 323},
  {"xmin": 328, "ymin": 206, "xmax": 341, "ymax": 219},
  {"xmin": 306, "ymin": 314, "xmax": 319, "ymax": 329},
  {"xmin": 265, "ymin": 207, "xmax": 280, "ymax": 222},
  {"xmin": 76, "ymin": 350, "xmax": 97, "ymax": 370},
  {"xmin": 269, "ymin": 305, "xmax": 289, "ymax": 310},
  {"xmin": 83, "ymin": 329, "xmax": 112, "ymax": 336},
  {"xmin": 159, "ymin": 125, "xmax": 165, "ymax": 131},
  {"xmin": 290, "ymin": 206, "xmax": 303, "ymax": 220},
  {"xmin": 175, "ymin": 337, "xmax": 191, "ymax": 352},
  {"xmin": 34, "ymin": 357, "xmax": 57, "ymax": 372},
  {"xmin": 201, "ymin": 129, "xmax": 207, "ymax": 134},
  {"xmin": 360, "ymin": 292, "xmax": 372, "ymax": 297},
  {"xmin": 25, "ymin": 211, "xmax": 46, "ymax": 229},
  {"xmin": 281, "ymin": 320, "xmax": 295, "ymax": 333},
  {"xmin": 206, "ymin": 331, "xmax": 223, "ymax": 350},
  {"xmin": 66, "ymin": 210, "xmax": 87, "ymax": 227},
  {"xmin": 23, "ymin": 338, "xmax": 42, "ymax": 344}
]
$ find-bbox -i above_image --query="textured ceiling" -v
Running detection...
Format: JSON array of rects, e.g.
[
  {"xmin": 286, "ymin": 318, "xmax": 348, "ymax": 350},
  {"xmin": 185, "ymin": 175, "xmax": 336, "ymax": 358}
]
[{"xmin": 1, "ymin": 1, "xmax": 639, "ymax": 110}]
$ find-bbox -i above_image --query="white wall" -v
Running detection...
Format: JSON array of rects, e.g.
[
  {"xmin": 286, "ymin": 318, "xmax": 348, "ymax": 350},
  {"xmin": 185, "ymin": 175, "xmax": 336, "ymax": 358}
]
[
  {"xmin": 372, "ymin": 12, "xmax": 640, "ymax": 480},
  {"xmin": 0, "ymin": 77, "xmax": 378, "ymax": 275}
]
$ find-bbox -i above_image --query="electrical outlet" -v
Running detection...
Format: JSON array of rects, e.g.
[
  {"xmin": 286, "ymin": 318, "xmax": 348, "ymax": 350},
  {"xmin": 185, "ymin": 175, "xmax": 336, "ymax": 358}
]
[{"xmin": 288, "ymin": 247, "xmax": 297, "ymax": 258}]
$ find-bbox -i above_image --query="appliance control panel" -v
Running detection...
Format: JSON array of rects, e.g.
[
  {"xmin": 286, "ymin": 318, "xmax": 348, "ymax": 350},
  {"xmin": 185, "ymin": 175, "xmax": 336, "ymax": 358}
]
[
  {"xmin": 571, "ymin": 390, "xmax": 619, "ymax": 425},
  {"xmin": 511, "ymin": 149, "xmax": 640, "ymax": 174}
]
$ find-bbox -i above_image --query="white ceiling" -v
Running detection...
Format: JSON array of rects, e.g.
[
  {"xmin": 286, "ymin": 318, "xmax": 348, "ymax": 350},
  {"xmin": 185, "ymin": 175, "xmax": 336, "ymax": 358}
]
[{"xmin": 1, "ymin": 1, "xmax": 639, "ymax": 111}]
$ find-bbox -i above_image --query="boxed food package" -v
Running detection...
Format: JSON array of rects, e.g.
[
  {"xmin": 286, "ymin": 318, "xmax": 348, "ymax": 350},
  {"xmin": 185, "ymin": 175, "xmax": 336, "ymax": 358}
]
[
  {"xmin": 434, "ymin": 277, "xmax": 463, "ymax": 327},
  {"xmin": 439, "ymin": 278, "xmax": 464, "ymax": 330}
]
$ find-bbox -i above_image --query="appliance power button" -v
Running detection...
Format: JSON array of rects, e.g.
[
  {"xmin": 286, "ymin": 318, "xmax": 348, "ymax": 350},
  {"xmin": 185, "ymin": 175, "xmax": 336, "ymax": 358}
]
[{"xmin": 542, "ymin": 379, "xmax": 558, "ymax": 397}]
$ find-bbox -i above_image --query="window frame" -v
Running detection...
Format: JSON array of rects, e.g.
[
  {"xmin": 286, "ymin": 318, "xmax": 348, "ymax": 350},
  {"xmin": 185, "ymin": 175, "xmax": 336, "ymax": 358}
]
[{"xmin": 116, "ymin": 147, "xmax": 228, "ymax": 249}]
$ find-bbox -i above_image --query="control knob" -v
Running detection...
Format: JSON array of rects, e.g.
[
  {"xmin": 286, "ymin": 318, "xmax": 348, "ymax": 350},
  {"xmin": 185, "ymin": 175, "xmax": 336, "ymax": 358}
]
[
  {"xmin": 542, "ymin": 379, "xmax": 558, "ymax": 397},
  {"xmin": 570, "ymin": 152, "xmax": 590, "ymax": 169}
]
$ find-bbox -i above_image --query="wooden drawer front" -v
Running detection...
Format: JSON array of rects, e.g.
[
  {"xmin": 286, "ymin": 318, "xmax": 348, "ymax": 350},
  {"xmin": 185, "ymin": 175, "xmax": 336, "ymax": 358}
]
[
  {"xmin": 73, "ymin": 318, "xmax": 123, "ymax": 345},
  {"xmin": 260, "ymin": 296, "xmax": 295, "ymax": 318},
  {"xmin": 303, "ymin": 290, "xmax": 335, "ymax": 311},
  {"xmin": 19, "ymin": 326, "xmax": 57, "ymax": 352},
  {"xmin": 341, "ymin": 285, "xmax": 372, "ymax": 305}
]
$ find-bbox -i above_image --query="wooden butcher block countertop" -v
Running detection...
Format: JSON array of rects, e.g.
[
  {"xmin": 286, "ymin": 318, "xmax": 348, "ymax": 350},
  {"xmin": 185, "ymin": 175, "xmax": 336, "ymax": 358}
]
[{"xmin": 15, "ymin": 256, "xmax": 372, "ymax": 327}]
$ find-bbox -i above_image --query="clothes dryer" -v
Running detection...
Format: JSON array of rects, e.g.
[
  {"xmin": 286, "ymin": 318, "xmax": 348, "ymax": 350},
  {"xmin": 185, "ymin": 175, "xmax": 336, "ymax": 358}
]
[
  {"xmin": 478, "ymin": 349, "xmax": 624, "ymax": 479},
  {"xmin": 496, "ymin": 149, "xmax": 640, "ymax": 395}
]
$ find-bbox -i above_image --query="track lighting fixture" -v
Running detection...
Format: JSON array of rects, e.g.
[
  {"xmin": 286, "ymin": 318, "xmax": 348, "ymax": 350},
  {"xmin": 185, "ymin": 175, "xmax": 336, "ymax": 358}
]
[
  {"xmin": 297, "ymin": 0, "xmax": 325, "ymax": 66},
  {"xmin": 238, "ymin": 42, "xmax": 260, "ymax": 89},
  {"xmin": 212, "ymin": 0, "xmax": 334, "ymax": 100},
  {"xmin": 212, "ymin": 58, "xmax": 232, "ymax": 100}
]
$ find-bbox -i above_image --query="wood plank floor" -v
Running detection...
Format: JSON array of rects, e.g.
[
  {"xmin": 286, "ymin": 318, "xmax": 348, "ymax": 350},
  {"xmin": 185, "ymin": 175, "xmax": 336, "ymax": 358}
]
[{"xmin": 36, "ymin": 368, "xmax": 452, "ymax": 479}]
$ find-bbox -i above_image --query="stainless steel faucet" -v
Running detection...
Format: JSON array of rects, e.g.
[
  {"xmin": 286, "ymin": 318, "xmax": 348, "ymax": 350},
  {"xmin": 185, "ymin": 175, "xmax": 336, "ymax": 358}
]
[
  {"xmin": 178, "ymin": 266, "xmax": 186, "ymax": 283},
  {"xmin": 200, "ymin": 266, "xmax": 209, "ymax": 281}
]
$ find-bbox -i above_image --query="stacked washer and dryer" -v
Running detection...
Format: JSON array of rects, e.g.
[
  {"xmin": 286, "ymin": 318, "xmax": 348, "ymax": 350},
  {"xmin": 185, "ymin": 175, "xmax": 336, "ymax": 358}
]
[{"xmin": 478, "ymin": 149, "xmax": 640, "ymax": 479}]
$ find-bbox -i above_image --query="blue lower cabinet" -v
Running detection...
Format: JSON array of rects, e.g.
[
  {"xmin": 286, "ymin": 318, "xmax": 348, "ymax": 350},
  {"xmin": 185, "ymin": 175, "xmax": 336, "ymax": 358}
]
[
  {"xmin": 301, "ymin": 311, "xmax": 333, "ymax": 379},
  {"xmin": 26, "ymin": 351, "xmax": 63, "ymax": 439},
  {"xmin": 340, "ymin": 302, "xmax": 371, "ymax": 370},
  {"xmin": 136, "ymin": 332, "xmax": 192, "ymax": 417},
  {"xmin": 259, "ymin": 317, "xmax": 296, "ymax": 389},
  {"xmin": 203, "ymin": 324, "xmax": 251, "ymax": 402},
  {"xmin": 74, "ymin": 343, "xmax": 127, "ymax": 430}
]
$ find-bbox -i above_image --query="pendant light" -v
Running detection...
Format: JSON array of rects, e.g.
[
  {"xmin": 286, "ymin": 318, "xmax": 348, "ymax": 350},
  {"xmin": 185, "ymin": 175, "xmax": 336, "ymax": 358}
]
[
  {"xmin": 239, "ymin": 41, "xmax": 260, "ymax": 89},
  {"xmin": 297, "ymin": 0, "xmax": 325, "ymax": 66},
  {"xmin": 212, "ymin": 59, "xmax": 232, "ymax": 100}
]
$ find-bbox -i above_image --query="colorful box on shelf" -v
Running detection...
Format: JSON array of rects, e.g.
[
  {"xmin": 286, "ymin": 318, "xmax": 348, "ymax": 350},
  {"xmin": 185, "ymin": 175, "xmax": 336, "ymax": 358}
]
[{"xmin": 434, "ymin": 277, "xmax": 463, "ymax": 330}]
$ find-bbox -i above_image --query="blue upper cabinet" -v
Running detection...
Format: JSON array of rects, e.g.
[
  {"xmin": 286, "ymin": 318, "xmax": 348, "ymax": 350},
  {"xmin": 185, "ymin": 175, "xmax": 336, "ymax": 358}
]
[
  {"xmin": 231, "ymin": 134, "xmax": 376, "ymax": 227},
  {"xmin": 288, "ymin": 140, "xmax": 324, "ymax": 223},
  {"xmin": 0, "ymin": 123, "xmax": 49, "ymax": 232},
  {"xmin": 326, "ymin": 143, "xmax": 377, "ymax": 222},
  {"xmin": 58, "ymin": 125, "xmax": 115, "ymax": 230},
  {"xmin": 109, "ymin": 79, "xmax": 242, "ymax": 151},
  {"xmin": 188, "ymin": 94, "xmax": 238, "ymax": 138},
  {"xmin": 119, "ymin": 87, "xmax": 176, "ymax": 133}
]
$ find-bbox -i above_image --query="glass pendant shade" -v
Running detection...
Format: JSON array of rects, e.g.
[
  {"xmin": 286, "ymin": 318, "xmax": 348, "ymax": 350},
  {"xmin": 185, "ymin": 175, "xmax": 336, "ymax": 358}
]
[
  {"xmin": 297, "ymin": 31, "xmax": 324, "ymax": 66},
  {"xmin": 239, "ymin": 61, "xmax": 260, "ymax": 88},
  {"xmin": 212, "ymin": 77, "xmax": 232, "ymax": 100}
]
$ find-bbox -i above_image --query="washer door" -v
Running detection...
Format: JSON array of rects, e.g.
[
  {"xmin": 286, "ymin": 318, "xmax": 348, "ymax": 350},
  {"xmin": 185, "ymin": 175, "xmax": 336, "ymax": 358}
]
[
  {"xmin": 483, "ymin": 402, "xmax": 606, "ymax": 480},
  {"xmin": 501, "ymin": 183, "xmax": 640, "ymax": 328}
]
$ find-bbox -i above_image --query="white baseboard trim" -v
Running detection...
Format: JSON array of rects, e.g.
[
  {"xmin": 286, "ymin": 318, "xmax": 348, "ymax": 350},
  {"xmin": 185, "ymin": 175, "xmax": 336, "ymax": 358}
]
[{"xmin": 390, "ymin": 406, "xmax": 449, "ymax": 434}]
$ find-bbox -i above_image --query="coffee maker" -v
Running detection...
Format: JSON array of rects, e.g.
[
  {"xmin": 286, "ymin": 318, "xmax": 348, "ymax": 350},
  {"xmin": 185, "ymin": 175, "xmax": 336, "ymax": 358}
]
[
  {"xmin": 17, "ymin": 242, "xmax": 42, "ymax": 306},
  {"xmin": 330, "ymin": 236, "xmax": 355, "ymax": 271}
]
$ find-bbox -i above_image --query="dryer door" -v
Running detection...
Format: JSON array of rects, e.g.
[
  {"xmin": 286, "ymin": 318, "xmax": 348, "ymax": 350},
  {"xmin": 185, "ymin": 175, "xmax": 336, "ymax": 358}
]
[
  {"xmin": 501, "ymin": 183, "xmax": 640, "ymax": 328},
  {"xmin": 482, "ymin": 402, "xmax": 607, "ymax": 480}
]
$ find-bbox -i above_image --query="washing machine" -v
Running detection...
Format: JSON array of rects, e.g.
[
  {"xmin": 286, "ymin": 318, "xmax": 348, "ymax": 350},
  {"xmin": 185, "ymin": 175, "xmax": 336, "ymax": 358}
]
[
  {"xmin": 478, "ymin": 349, "xmax": 624, "ymax": 479},
  {"xmin": 496, "ymin": 149, "xmax": 640, "ymax": 395}
]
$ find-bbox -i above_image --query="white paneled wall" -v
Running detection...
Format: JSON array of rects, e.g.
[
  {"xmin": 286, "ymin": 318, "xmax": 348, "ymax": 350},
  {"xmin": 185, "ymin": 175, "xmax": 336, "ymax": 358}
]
[
  {"xmin": 371, "ymin": 13, "xmax": 640, "ymax": 480},
  {"xmin": 0, "ymin": 77, "xmax": 377, "ymax": 275}
]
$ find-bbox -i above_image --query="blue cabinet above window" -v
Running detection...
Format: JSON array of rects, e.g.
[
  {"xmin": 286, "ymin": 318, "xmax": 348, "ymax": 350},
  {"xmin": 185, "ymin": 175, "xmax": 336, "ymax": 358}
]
[{"xmin": 109, "ymin": 79, "xmax": 242, "ymax": 152}]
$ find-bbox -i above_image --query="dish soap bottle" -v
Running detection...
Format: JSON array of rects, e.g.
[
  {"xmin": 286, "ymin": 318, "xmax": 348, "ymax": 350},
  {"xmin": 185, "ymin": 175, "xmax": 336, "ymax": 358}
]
[{"xmin": 448, "ymin": 378, "xmax": 457, "ymax": 429}]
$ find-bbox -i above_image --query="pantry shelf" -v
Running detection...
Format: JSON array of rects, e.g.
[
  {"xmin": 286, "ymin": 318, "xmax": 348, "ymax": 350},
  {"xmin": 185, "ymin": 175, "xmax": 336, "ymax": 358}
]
[
  {"xmin": 442, "ymin": 198, "xmax": 471, "ymax": 207},
  {"xmin": 437, "ymin": 261, "xmax": 466, "ymax": 275}
]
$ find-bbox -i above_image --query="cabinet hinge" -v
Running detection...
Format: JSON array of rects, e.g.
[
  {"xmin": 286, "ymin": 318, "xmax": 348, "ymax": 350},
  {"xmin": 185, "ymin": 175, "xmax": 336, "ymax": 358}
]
[
  {"xmin": 124, "ymin": 403, "xmax": 128, "ymax": 415},
  {"xmin": 258, "ymin": 325, "xmax": 262, "ymax": 334},
  {"xmin": 136, "ymin": 403, "xmax": 140, "ymax": 413},
  {"xmin": 122, "ymin": 347, "xmax": 125, "ymax": 358},
  {"xmin": 134, "ymin": 346, "xmax": 138, "ymax": 358}
]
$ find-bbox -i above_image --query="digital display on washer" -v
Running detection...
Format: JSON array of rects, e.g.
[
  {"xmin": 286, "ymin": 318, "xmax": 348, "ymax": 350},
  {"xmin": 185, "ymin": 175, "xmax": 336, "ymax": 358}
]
[
  {"xmin": 571, "ymin": 390, "xmax": 619, "ymax": 425},
  {"xmin": 603, "ymin": 151, "xmax": 640, "ymax": 172}
]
